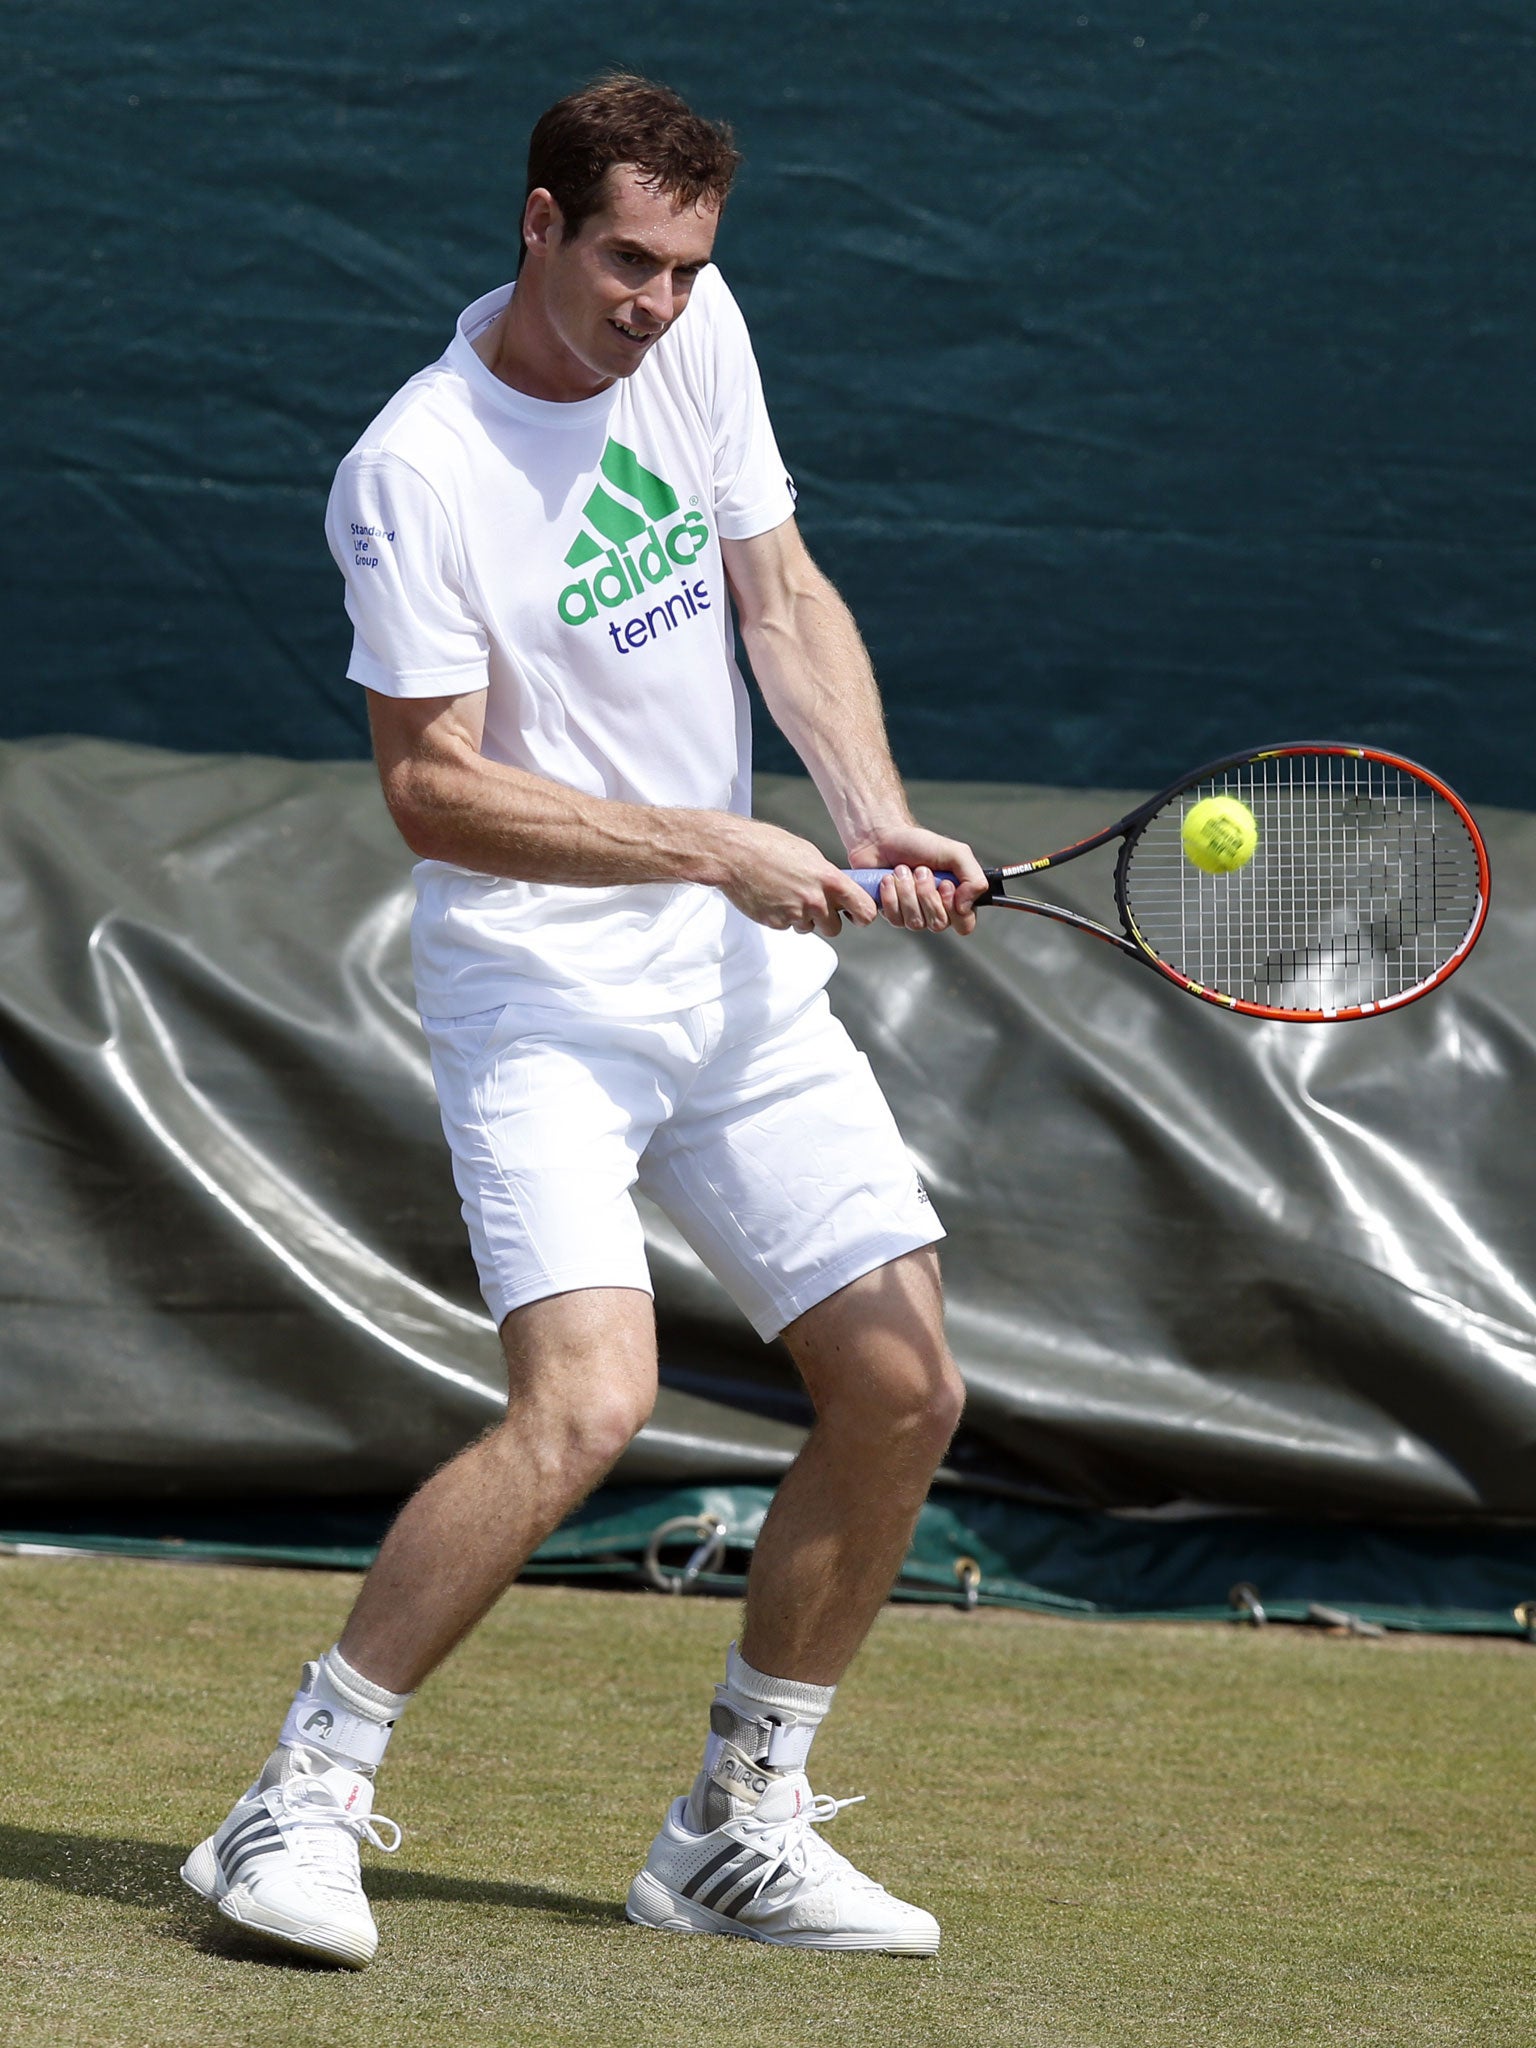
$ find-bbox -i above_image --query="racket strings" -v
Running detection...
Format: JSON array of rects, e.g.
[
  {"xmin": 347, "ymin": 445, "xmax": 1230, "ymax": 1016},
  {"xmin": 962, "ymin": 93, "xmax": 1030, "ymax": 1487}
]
[{"xmin": 1119, "ymin": 753, "xmax": 1482, "ymax": 1013}]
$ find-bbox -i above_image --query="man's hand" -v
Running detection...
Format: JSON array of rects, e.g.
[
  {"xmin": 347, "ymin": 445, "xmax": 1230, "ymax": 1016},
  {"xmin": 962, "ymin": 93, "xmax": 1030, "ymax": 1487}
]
[
  {"xmin": 844, "ymin": 825, "xmax": 990, "ymax": 937},
  {"xmin": 716, "ymin": 816, "xmax": 881, "ymax": 939}
]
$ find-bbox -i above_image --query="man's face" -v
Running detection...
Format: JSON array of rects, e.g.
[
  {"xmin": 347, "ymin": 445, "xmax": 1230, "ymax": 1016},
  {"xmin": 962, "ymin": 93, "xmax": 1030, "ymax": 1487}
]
[{"xmin": 529, "ymin": 165, "xmax": 721, "ymax": 392}]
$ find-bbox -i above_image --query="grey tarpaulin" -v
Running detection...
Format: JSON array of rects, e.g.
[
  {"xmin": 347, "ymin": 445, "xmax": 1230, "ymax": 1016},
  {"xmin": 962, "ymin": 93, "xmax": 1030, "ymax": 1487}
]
[{"xmin": 1, "ymin": 736, "xmax": 1532, "ymax": 1519}]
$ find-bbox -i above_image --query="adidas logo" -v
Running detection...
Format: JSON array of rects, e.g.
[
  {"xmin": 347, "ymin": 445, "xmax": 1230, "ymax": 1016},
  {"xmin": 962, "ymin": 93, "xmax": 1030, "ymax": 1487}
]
[{"xmin": 557, "ymin": 439, "xmax": 710, "ymax": 627}]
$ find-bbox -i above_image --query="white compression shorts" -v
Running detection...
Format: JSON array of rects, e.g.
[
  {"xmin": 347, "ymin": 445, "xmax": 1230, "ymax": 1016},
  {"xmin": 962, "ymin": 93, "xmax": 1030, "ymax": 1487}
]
[{"xmin": 420, "ymin": 986, "xmax": 943, "ymax": 1341}]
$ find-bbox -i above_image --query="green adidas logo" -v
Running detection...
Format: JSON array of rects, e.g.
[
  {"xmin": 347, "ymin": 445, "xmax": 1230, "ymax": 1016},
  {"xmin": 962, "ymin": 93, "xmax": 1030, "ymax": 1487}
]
[{"xmin": 557, "ymin": 439, "xmax": 711, "ymax": 627}]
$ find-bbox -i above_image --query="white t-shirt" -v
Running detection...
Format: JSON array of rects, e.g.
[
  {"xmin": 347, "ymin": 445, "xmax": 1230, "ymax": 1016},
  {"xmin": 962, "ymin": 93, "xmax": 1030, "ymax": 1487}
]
[{"xmin": 326, "ymin": 266, "xmax": 835, "ymax": 1019}]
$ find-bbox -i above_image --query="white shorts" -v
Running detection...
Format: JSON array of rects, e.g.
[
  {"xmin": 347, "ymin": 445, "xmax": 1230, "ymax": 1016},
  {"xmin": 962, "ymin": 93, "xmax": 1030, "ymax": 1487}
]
[{"xmin": 421, "ymin": 986, "xmax": 943, "ymax": 1341}]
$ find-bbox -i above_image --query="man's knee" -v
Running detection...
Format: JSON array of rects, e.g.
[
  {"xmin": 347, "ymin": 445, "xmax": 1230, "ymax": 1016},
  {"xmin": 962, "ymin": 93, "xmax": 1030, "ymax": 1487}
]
[
  {"xmin": 787, "ymin": 1251, "xmax": 965, "ymax": 1455},
  {"xmin": 812, "ymin": 1345, "xmax": 965, "ymax": 1462},
  {"xmin": 491, "ymin": 1368, "xmax": 655, "ymax": 1484},
  {"xmin": 496, "ymin": 1288, "xmax": 658, "ymax": 1480},
  {"xmin": 570, "ymin": 1374, "xmax": 657, "ymax": 1471},
  {"xmin": 876, "ymin": 1352, "xmax": 965, "ymax": 1454},
  {"xmin": 923, "ymin": 1356, "xmax": 968, "ymax": 1446}
]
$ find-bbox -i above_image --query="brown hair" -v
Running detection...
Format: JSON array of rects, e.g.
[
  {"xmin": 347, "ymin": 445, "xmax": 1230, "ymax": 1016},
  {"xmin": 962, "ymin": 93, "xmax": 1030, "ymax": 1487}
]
[{"xmin": 524, "ymin": 74, "xmax": 742, "ymax": 253}]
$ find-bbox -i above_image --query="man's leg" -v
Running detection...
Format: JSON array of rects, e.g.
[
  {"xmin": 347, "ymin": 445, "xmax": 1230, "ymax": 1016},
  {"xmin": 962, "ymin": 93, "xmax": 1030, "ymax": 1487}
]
[
  {"xmin": 340, "ymin": 1286, "xmax": 658, "ymax": 1690},
  {"xmin": 627, "ymin": 1247, "xmax": 962, "ymax": 1953},
  {"xmin": 183, "ymin": 1286, "xmax": 657, "ymax": 1966},
  {"xmin": 740, "ymin": 1246, "xmax": 963, "ymax": 1684}
]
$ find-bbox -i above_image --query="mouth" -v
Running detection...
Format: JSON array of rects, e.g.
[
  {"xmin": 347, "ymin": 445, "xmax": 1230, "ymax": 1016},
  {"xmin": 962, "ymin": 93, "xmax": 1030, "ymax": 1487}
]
[{"xmin": 609, "ymin": 318, "xmax": 659, "ymax": 348}]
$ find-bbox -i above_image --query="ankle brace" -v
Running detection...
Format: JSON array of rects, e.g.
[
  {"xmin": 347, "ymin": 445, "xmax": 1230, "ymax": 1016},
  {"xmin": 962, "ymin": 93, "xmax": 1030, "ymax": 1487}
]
[
  {"xmin": 278, "ymin": 1644, "xmax": 411, "ymax": 1772},
  {"xmin": 707, "ymin": 1642, "xmax": 836, "ymax": 1774}
]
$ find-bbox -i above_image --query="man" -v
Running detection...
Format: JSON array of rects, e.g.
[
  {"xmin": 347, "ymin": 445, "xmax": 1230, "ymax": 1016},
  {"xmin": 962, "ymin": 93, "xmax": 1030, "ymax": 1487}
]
[{"xmin": 182, "ymin": 73, "xmax": 987, "ymax": 1964}]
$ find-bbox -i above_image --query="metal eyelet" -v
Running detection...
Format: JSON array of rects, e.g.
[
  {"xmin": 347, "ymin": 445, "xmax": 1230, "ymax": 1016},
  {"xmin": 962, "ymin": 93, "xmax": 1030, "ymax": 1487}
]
[
  {"xmin": 954, "ymin": 1555, "xmax": 982, "ymax": 1612},
  {"xmin": 641, "ymin": 1515, "xmax": 729, "ymax": 1595},
  {"xmin": 1228, "ymin": 1581, "xmax": 1267, "ymax": 1627}
]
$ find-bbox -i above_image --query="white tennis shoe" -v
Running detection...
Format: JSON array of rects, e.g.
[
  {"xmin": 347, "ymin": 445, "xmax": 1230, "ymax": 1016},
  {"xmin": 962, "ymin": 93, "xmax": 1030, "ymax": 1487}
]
[
  {"xmin": 180, "ymin": 1745, "xmax": 401, "ymax": 1968},
  {"xmin": 627, "ymin": 1768, "xmax": 940, "ymax": 1953}
]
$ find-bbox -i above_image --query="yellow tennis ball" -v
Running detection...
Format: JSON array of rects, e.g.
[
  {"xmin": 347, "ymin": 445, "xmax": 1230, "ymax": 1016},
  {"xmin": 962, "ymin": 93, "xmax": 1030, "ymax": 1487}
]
[{"xmin": 1181, "ymin": 795, "xmax": 1258, "ymax": 874}]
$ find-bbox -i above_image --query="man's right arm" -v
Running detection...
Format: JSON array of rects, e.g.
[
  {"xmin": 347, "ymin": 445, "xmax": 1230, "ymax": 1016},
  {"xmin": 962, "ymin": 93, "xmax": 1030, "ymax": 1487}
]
[{"xmin": 367, "ymin": 687, "xmax": 877, "ymax": 939}]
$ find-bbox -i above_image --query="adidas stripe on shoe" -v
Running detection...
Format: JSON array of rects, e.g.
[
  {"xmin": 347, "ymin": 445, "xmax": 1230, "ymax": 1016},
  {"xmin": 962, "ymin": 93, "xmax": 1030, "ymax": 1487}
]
[
  {"xmin": 181, "ymin": 1745, "xmax": 401, "ymax": 1968},
  {"xmin": 627, "ymin": 1766, "xmax": 939, "ymax": 1955}
]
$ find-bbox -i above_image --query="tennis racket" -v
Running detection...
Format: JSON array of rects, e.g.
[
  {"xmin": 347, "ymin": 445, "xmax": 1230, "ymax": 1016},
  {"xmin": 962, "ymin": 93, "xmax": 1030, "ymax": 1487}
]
[{"xmin": 846, "ymin": 743, "xmax": 1489, "ymax": 1022}]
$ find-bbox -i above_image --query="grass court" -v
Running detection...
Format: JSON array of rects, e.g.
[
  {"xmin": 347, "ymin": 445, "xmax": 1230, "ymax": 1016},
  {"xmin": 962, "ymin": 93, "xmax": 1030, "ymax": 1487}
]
[{"xmin": 1, "ymin": 1556, "xmax": 1532, "ymax": 2047}]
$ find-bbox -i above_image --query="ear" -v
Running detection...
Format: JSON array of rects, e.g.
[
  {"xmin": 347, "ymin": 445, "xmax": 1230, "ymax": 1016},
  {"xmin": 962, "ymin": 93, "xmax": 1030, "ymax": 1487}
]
[{"xmin": 522, "ymin": 187, "xmax": 564, "ymax": 258}]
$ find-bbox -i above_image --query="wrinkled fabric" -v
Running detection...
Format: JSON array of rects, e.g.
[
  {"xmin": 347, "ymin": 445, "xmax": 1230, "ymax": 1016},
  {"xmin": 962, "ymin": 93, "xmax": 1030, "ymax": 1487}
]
[{"xmin": 1, "ymin": 738, "xmax": 1531, "ymax": 1517}]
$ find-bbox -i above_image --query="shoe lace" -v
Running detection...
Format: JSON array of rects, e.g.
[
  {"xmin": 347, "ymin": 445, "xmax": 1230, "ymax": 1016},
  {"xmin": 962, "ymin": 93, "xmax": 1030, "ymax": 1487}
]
[
  {"xmin": 277, "ymin": 1769, "xmax": 403, "ymax": 1891},
  {"xmin": 733, "ymin": 1790, "xmax": 868, "ymax": 1904}
]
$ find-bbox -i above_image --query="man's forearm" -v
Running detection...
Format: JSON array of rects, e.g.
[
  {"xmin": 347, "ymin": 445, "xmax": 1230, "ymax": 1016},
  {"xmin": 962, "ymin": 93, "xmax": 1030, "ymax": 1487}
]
[
  {"xmin": 739, "ymin": 561, "xmax": 914, "ymax": 854},
  {"xmin": 381, "ymin": 732, "xmax": 745, "ymax": 889},
  {"xmin": 366, "ymin": 687, "xmax": 878, "ymax": 937}
]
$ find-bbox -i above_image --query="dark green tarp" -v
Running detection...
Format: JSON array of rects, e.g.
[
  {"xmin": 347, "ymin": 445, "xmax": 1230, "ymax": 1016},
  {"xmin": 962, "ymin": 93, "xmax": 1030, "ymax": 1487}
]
[
  {"xmin": 7, "ymin": 1487, "xmax": 1536, "ymax": 1638},
  {"xmin": 4, "ymin": 2, "xmax": 1533, "ymax": 799}
]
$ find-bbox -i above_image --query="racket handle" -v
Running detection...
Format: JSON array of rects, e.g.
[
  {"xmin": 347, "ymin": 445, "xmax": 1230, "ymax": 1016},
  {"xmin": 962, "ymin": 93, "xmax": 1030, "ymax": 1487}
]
[
  {"xmin": 842, "ymin": 868, "xmax": 976, "ymax": 901},
  {"xmin": 843, "ymin": 867, "xmax": 952, "ymax": 900}
]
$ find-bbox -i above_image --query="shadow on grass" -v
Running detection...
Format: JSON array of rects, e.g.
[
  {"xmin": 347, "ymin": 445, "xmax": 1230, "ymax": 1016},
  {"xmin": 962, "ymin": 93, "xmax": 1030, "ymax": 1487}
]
[{"xmin": 0, "ymin": 1821, "xmax": 628, "ymax": 1939}]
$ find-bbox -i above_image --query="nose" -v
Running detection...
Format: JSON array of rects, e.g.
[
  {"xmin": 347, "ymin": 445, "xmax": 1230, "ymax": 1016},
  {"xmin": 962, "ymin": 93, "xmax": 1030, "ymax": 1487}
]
[{"xmin": 633, "ymin": 271, "xmax": 675, "ymax": 330}]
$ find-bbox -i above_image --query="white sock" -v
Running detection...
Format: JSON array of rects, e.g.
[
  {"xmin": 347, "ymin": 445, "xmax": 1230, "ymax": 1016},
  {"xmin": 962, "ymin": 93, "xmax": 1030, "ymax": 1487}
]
[{"xmin": 277, "ymin": 1643, "xmax": 412, "ymax": 1773}]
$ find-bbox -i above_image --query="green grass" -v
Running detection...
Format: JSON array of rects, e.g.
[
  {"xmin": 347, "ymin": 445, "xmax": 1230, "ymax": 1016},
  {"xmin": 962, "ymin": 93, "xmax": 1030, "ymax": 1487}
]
[{"xmin": 0, "ymin": 1558, "xmax": 1532, "ymax": 2047}]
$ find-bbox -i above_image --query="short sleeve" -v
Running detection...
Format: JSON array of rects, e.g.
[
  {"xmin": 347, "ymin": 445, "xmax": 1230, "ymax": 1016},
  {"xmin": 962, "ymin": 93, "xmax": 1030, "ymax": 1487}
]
[
  {"xmin": 325, "ymin": 451, "xmax": 491, "ymax": 698},
  {"xmin": 699, "ymin": 273, "xmax": 798, "ymax": 543}
]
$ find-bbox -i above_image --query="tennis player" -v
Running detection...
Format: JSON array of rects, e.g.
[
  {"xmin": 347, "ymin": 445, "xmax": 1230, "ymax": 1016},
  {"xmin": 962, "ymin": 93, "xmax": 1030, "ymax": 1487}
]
[{"xmin": 182, "ymin": 73, "xmax": 987, "ymax": 1964}]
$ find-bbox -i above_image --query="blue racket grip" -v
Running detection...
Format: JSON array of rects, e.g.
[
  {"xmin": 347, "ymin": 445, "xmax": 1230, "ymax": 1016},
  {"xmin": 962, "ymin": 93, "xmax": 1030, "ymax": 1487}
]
[{"xmin": 843, "ymin": 868, "xmax": 960, "ymax": 901}]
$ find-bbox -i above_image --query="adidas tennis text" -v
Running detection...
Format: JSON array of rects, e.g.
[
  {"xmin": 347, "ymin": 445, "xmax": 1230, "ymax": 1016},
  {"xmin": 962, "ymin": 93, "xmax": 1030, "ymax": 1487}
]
[{"xmin": 556, "ymin": 438, "xmax": 711, "ymax": 631}]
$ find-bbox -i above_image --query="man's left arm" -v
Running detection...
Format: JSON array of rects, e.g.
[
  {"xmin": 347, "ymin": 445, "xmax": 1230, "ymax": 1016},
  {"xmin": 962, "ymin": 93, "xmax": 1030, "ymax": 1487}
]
[{"xmin": 722, "ymin": 518, "xmax": 989, "ymax": 934}]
